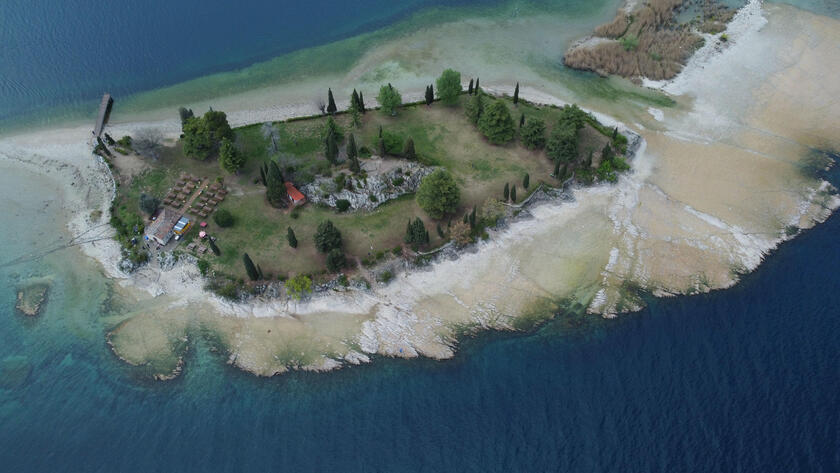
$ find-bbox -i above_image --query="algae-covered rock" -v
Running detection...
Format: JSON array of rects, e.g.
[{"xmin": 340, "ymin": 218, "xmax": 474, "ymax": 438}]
[{"xmin": 15, "ymin": 279, "xmax": 51, "ymax": 317}]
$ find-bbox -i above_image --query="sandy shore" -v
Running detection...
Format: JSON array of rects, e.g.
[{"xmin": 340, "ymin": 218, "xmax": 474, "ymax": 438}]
[{"xmin": 1, "ymin": 0, "xmax": 838, "ymax": 379}]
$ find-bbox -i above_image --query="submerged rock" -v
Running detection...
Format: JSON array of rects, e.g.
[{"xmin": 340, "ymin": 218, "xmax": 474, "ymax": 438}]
[
  {"xmin": 15, "ymin": 279, "xmax": 51, "ymax": 317},
  {"xmin": 0, "ymin": 356, "xmax": 32, "ymax": 389}
]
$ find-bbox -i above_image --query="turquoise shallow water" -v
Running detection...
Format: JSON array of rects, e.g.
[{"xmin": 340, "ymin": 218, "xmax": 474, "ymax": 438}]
[
  {"xmin": 2, "ymin": 0, "xmax": 840, "ymax": 470},
  {"xmin": 0, "ymin": 164, "xmax": 838, "ymax": 471}
]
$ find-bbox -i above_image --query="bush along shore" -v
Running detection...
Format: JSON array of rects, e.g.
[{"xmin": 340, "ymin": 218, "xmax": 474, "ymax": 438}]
[{"xmin": 98, "ymin": 69, "xmax": 638, "ymax": 304}]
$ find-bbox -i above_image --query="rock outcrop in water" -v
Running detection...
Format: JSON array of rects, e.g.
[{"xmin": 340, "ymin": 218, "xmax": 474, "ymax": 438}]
[{"xmin": 15, "ymin": 279, "xmax": 51, "ymax": 317}]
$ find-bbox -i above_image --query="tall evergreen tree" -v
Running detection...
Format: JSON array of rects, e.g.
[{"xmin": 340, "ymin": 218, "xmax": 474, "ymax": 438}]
[
  {"xmin": 219, "ymin": 138, "xmax": 244, "ymax": 174},
  {"xmin": 523, "ymin": 173, "xmax": 530, "ymax": 189},
  {"xmin": 510, "ymin": 185, "xmax": 517, "ymax": 203},
  {"xmin": 243, "ymin": 253, "xmax": 259, "ymax": 281},
  {"xmin": 324, "ymin": 131, "xmax": 339, "ymax": 164},
  {"xmin": 503, "ymin": 182, "xmax": 510, "ymax": 201},
  {"xmin": 474, "ymin": 77, "xmax": 480, "ymax": 94},
  {"xmin": 266, "ymin": 161, "xmax": 287, "ymax": 207},
  {"xmin": 513, "ymin": 82, "xmax": 520, "ymax": 105},
  {"xmin": 378, "ymin": 137, "xmax": 386, "ymax": 157},
  {"xmin": 208, "ymin": 238, "xmax": 220, "ymax": 256},
  {"xmin": 327, "ymin": 88, "xmax": 337, "ymax": 114},
  {"xmin": 468, "ymin": 79, "xmax": 474, "ymax": 95},
  {"xmin": 469, "ymin": 206, "xmax": 477, "ymax": 229},
  {"xmin": 554, "ymin": 160, "xmax": 561, "ymax": 178},
  {"xmin": 351, "ymin": 89, "xmax": 360, "ymax": 111},
  {"xmin": 348, "ymin": 134, "xmax": 361, "ymax": 173},
  {"xmin": 404, "ymin": 137, "xmax": 416, "ymax": 160},
  {"xmin": 287, "ymin": 227, "xmax": 298, "ymax": 249},
  {"xmin": 465, "ymin": 92, "xmax": 484, "ymax": 124},
  {"xmin": 519, "ymin": 113, "xmax": 525, "ymax": 128},
  {"xmin": 425, "ymin": 85, "xmax": 434, "ymax": 106},
  {"xmin": 358, "ymin": 91, "xmax": 366, "ymax": 113}
]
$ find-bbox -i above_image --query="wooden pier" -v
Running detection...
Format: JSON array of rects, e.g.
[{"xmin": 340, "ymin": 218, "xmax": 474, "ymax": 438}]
[{"xmin": 93, "ymin": 93, "xmax": 113, "ymax": 137}]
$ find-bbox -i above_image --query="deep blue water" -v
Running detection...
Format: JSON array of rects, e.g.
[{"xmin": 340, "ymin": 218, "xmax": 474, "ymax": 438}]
[
  {"xmin": 1, "ymin": 167, "xmax": 838, "ymax": 472},
  {"xmin": 0, "ymin": 0, "xmax": 503, "ymax": 124}
]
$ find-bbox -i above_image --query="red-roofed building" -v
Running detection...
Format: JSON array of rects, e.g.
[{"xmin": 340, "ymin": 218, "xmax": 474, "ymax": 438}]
[{"xmin": 285, "ymin": 182, "xmax": 306, "ymax": 207}]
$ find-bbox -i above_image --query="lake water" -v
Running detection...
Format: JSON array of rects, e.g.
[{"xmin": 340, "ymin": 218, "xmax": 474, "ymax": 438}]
[{"xmin": 1, "ymin": 0, "xmax": 839, "ymax": 471}]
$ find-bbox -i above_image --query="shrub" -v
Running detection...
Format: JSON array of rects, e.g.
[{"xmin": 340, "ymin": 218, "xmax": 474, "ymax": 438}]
[
  {"xmin": 435, "ymin": 68, "xmax": 462, "ymax": 105},
  {"xmin": 197, "ymin": 259, "xmax": 211, "ymax": 276},
  {"xmin": 546, "ymin": 122, "xmax": 578, "ymax": 163},
  {"xmin": 213, "ymin": 209, "xmax": 235, "ymax": 227},
  {"xmin": 286, "ymin": 275, "xmax": 312, "ymax": 300},
  {"xmin": 381, "ymin": 130, "xmax": 404, "ymax": 155},
  {"xmin": 326, "ymin": 249, "xmax": 346, "ymax": 272},
  {"xmin": 139, "ymin": 193, "xmax": 159, "ymax": 215},
  {"xmin": 416, "ymin": 169, "xmax": 460, "ymax": 219},
  {"xmin": 377, "ymin": 83, "xmax": 402, "ymax": 116},
  {"xmin": 336, "ymin": 199, "xmax": 351, "ymax": 212},
  {"xmin": 117, "ymin": 135, "xmax": 132, "ymax": 148},
  {"xmin": 477, "ymin": 100, "xmax": 515, "ymax": 145},
  {"xmin": 378, "ymin": 270, "xmax": 394, "ymax": 283},
  {"xmin": 314, "ymin": 220, "xmax": 342, "ymax": 253},
  {"xmin": 520, "ymin": 118, "xmax": 546, "ymax": 150},
  {"xmin": 391, "ymin": 176, "xmax": 405, "ymax": 186}
]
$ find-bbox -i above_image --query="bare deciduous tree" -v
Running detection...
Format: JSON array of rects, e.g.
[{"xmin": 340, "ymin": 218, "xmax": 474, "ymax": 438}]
[{"xmin": 133, "ymin": 128, "xmax": 164, "ymax": 160}]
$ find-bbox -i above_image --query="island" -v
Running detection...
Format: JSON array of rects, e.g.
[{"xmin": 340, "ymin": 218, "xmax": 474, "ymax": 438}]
[{"xmin": 100, "ymin": 69, "xmax": 633, "ymax": 302}]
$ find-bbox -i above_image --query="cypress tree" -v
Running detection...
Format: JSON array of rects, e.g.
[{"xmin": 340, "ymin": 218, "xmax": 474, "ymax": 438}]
[
  {"xmin": 325, "ymin": 131, "xmax": 339, "ymax": 164},
  {"xmin": 519, "ymin": 113, "xmax": 525, "ymax": 128},
  {"xmin": 327, "ymin": 88, "xmax": 337, "ymax": 114},
  {"xmin": 523, "ymin": 173, "xmax": 530, "ymax": 189},
  {"xmin": 463, "ymin": 214, "xmax": 469, "ymax": 224},
  {"xmin": 511, "ymin": 185, "xmax": 517, "ymax": 203},
  {"xmin": 404, "ymin": 137, "xmax": 416, "ymax": 160},
  {"xmin": 266, "ymin": 161, "xmax": 287, "ymax": 207},
  {"xmin": 513, "ymin": 82, "xmax": 519, "ymax": 105},
  {"xmin": 554, "ymin": 160, "xmax": 561, "ymax": 178},
  {"xmin": 468, "ymin": 79, "xmax": 474, "ymax": 95},
  {"xmin": 208, "ymin": 238, "xmax": 220, "ymax": 256},
  {"xmin": 351, "ymin": 89, "xmax": 360, "ymax": 111},
  {"xmin": 358, "ymin": 91, "xmax": 365, "ymax": 113},
  {"xmin": 243, "ymin": 253, "xmax": 259, "ymax": 281},
  {"xmin": 425, "ymin": 85, "xmax": 434, "ymax": 106},
  {"xmin": 474, "ymin": 77, "xmax": 480, "ymax": 94},
  {"xmin": 503, "ymin": 182, "xmax": 510, "ymax": 201},
  {"xmin": 378, "ymin": 137, "xmax": 386, "ymax": 157},
  {"xmin": 469, "ymin": 206, "xmax": 477, "ymax": 229},
  {"xmin": 378, "ymin": 125, "xmax": 383, "ymax": 138},
  {"xmin": 287, "ymin": 227, "xmax": 298, "ymax": 248},
  {"xmin": 612, "ymin": 127, "xmax": 618, "ymax": 140},
  {"xmin": 347, "ymin": 134, "xmax": 358, "ymax": 161}
]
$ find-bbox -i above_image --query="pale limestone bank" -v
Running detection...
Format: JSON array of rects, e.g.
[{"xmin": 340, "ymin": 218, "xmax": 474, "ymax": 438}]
[{"xmin": 0, "ymin": 2, "xmax": 837, "ymax": 379}]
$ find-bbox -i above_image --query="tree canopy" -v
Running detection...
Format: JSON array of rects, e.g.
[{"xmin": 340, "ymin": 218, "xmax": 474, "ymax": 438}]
[
  {"xmin": 546, "ymin": 122, "xmax": 578, "ymax": 163},
  {"xmin": 435, "ymin": 69, "xmax": 462, "ymax": 105},
  {"xmin": 314, "ymin": 220, "xmax": 342, "ymax": 253},
  {"xmin": 477, "ymin": 100, "xmax": 515, "ymax": 145},
  {"xmin": 219, "ymin": 138, "xmax": 244, "ymax": 173},
  {"xmin": 417, "ymin": 169, "xmax": 460, "ymax": 219},
  {"xmin": 520, "ymin": 118, "xmax": 546, "ymax": 150},
  {"xmin": 182, "ymin": 109, "xmax": 233, "ymax": 160},
  {"xmin": 265, "ymin": 161, "xmax": 287, "ymax": 208},
  {"xmin": 465, "ymin": 92, "xmax": 484, "ymax": 124},
  {"xmin": 377, "ymin": 84, "xmax": 402, "ymax": 116}
]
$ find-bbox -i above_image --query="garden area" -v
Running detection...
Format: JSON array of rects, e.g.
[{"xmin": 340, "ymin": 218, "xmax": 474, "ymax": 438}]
[{"xmin": 108, "ymin": 69, "xmax": 630, "ymax": 296}]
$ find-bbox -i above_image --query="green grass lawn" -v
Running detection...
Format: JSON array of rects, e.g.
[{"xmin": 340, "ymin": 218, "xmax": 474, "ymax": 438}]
[{"xmin": 117, "ymin": 94, "xmax": 619, "ymax": 281}]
